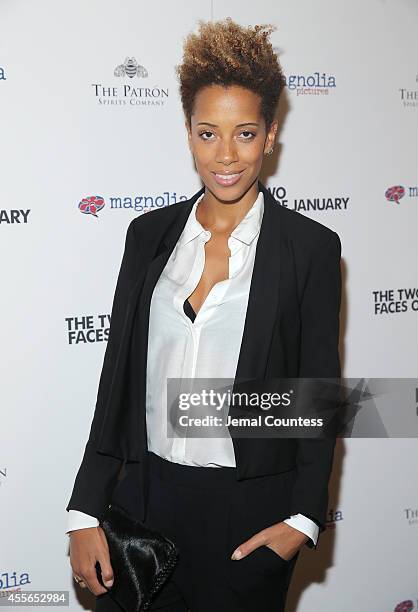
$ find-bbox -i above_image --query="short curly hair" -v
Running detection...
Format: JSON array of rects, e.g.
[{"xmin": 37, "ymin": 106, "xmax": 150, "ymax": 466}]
[{"xmin": 175, "ymin": 17, "xmax": 286, "ymax": 130}]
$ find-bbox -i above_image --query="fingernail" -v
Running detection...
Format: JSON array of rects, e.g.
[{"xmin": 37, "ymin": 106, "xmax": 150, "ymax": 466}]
[
  {"xmin": 231, "ymin": 549, "xmax": 242, "ymax": 560},
  {"xmin": 104, "ymin": 580, "xmax": 113, "ymax": 588}
]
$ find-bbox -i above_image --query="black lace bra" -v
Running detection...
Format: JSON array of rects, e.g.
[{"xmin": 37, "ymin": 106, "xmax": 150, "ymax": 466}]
[{"xmin": 183, "ymin": 298, "xmax": 196, "ymax": 323}]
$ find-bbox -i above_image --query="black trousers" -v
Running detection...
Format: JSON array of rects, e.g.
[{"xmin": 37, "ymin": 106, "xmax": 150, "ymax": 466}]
[{"xmin": 96, "ymin": 451, "xmax": 300, "ymax": 612}]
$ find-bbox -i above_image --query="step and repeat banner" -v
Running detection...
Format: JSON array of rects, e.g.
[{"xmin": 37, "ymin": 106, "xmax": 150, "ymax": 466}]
[{"xmin": 1, "ymin": 1, "xmax": 417, "ymax": 610}]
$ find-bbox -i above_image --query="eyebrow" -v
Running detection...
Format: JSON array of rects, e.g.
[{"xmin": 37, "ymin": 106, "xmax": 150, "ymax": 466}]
[{"xmin": 196, "ymin": 122, "xmax": 260, "ymax": 127}]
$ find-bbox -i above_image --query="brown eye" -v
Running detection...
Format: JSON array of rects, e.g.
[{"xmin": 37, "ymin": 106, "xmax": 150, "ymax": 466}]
[
  {"xmin": 240, "ymin": 131, "xmax": 255, "ymax": 139},
  {"xmin": 199, "ymin": 131, "xmax": 214, "ymax": 140}
]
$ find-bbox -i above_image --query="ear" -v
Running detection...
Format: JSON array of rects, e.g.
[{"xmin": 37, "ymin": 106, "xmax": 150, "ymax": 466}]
[{"xmin": 265, "ymin": 119, "xmax": 279, "ymax": 153}]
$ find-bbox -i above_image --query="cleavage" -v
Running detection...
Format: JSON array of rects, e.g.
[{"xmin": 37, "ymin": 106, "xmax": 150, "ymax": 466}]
[{"xmin": 186, "ymin": 234, "xmax": 230, "ymax": 317}]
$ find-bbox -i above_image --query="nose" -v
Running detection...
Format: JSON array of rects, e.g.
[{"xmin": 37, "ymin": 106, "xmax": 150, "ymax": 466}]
[{"xmin": 215, "ymin": 139, "xmax": 238, "ymax": 165}]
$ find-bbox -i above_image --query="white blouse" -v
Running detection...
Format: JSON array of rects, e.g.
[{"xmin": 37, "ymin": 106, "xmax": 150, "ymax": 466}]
[{"xmin": 67, "ymin": 189, "xmax": 319, "ymax": 546}]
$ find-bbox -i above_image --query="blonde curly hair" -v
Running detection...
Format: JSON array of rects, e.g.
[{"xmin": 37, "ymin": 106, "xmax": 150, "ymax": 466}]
[{"xmin": 175, "ymin": 17, "xmax": 286, "ymax": 130}]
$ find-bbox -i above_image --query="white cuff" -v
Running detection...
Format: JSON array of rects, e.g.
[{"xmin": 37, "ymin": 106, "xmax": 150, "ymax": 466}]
[
  {"xmin": 283, "ymin": 513, "xmax": 319, "ymax": 546},
  {"xmin": 66, "ymin": 510, "xmax": 99, "ymax": 534}
]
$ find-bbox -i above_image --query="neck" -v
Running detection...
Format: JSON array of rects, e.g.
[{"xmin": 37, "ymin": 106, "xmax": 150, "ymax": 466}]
[{"xmin": 196, "ymin": 179, "xmax": 260, "ymax": 234}]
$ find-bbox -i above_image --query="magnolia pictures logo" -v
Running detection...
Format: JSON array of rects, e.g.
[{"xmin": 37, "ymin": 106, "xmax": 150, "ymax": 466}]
[
  {"xmin": 78, "ymin": 196, "xmax": 105, "ymax": 218},
  {"xmin": 0, "ymin": 570, "xmax": 30, "ymax": 597},
  {"xmin": 91, "ymin": 56, "xmax": 168, "ymax": 107},
  {"xmin": 77, "ymin": 191, "xmax": 189, "ymax": 218},
  {"xmin": 385, "ymin": 184, "xmax": 418, "ymax": 204},
  {"xmin": 284, "ymin": 71, "xmax": 336, "ymax": 96},
  {"xmin": 270, "ymin": 47, "xmax": 336, "ymax": 97},
  {"xmin": 0, "ymin": 65, "xmax": 6, "ymax": 81}
]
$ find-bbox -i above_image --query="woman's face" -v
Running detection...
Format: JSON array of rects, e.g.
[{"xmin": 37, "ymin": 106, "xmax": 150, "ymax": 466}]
[{"xmin": 186, "ymin": 84, "xmax": 278, "ymax": 202}]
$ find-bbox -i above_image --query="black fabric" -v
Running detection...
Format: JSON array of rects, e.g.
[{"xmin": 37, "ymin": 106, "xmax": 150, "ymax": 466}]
[
  {"xmin": 95, "ymin": 502, "xmax": 179, "ymax": 611},
  {"xmin": 183, "ymin": 297, "xmax": 196, "ymax": 322},
  {"xmin": 95, "ymin": 451, "xmax": 300, "ymax": 612}
]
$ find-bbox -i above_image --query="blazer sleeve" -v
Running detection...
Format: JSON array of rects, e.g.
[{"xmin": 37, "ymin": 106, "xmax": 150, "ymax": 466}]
[
  {"xmin": 66, "ymin": 219, "xmax": 140, "ymax": 521},
  {"xmin": 289, "ymin": 230, "xmax": 342, "ymax": 549}
]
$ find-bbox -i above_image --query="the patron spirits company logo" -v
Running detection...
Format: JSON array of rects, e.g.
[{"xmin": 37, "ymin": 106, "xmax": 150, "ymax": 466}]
[
  {"xmin": 284, "ymin": 71, "xmax": 336, "ymax": 96},
  {"xmin": 267, "ymin": 185, "xmax": 349, "ymax": 212},
  {"xmin": 91, "ymin": 56, "xmax": 169, "ymax": 107},
  {"xmin": 385, "ymin": 184, "xmax": 418, "ymax": 204},
  {"xmin": 114, "ymin": 57, "xmax": 148, "ymax": 78},
  {"xmin": 398, "ymin": 74, "xmax": 418, "ymax": 109}
]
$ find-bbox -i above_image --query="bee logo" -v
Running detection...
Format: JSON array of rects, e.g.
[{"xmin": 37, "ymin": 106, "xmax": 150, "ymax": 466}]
[{"xmin": 114, "ymin": 57, "xmax": 148, "ymax": 79}]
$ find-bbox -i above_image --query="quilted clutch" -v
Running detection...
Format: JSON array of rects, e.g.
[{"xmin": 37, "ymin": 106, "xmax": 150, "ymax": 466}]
[{"xmin": 95, "ymin": 502, "xmax": 179, "ymax": 611}]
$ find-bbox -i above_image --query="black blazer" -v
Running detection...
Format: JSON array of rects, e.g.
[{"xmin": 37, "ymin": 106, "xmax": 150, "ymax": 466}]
[{"xmin": 66, "ymin": 180, "xmax": 342, "ymax": 548}]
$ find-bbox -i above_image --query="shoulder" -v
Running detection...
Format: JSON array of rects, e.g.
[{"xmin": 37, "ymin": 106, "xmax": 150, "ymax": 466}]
[
  {"xmin": 276, "ymin": 202, "xmax": 341, "ymax": 256},
  {"xmin": 272, "ymin": 202, "xmax": 342, "ymax": 302}
]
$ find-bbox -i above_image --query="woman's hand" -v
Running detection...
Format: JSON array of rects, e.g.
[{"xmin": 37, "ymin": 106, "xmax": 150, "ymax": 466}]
[
  {"xmin": 230, "ymin": 521, "xmax": 309, "ymax": 562},
  {"xmin": 69, "ymin": 526, "xmax": 114, "ymax": 596}
]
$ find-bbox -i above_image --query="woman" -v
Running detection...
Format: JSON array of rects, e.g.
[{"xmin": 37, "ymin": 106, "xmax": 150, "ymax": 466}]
[{"xmin": 67, "ymin": 18, "xmax": 342, "ymax": 612}]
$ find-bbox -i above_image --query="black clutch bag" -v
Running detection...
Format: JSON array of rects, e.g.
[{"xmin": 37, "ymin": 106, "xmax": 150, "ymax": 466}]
[{"xmin": 95, "ymin": 502, "xmax": 179, "ymax": 612}]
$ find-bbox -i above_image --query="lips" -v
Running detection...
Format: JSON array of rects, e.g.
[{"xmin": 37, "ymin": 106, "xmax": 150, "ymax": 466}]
[{"xmin": 212, "ymin": 170, "xmax": 244, "ymax": 187}]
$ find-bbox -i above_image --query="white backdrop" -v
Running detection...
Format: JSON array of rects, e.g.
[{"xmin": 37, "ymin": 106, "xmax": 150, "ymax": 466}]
[{"xmin": 1, "ymin": 1, "xmax": 417, "ymax": 610}]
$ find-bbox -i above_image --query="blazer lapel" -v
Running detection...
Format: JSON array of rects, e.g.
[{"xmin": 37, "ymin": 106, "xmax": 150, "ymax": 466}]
[
  {"xmin": 233, "ymin": 180, "xmax": 282, "ymax": 382},
  {"xmin": 136, "ymin": 191, "xmax": 201, "ymax": 319},
  {"xmin": 133, "ymin": 188, "xmax": 205, "ymax": 459}
]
